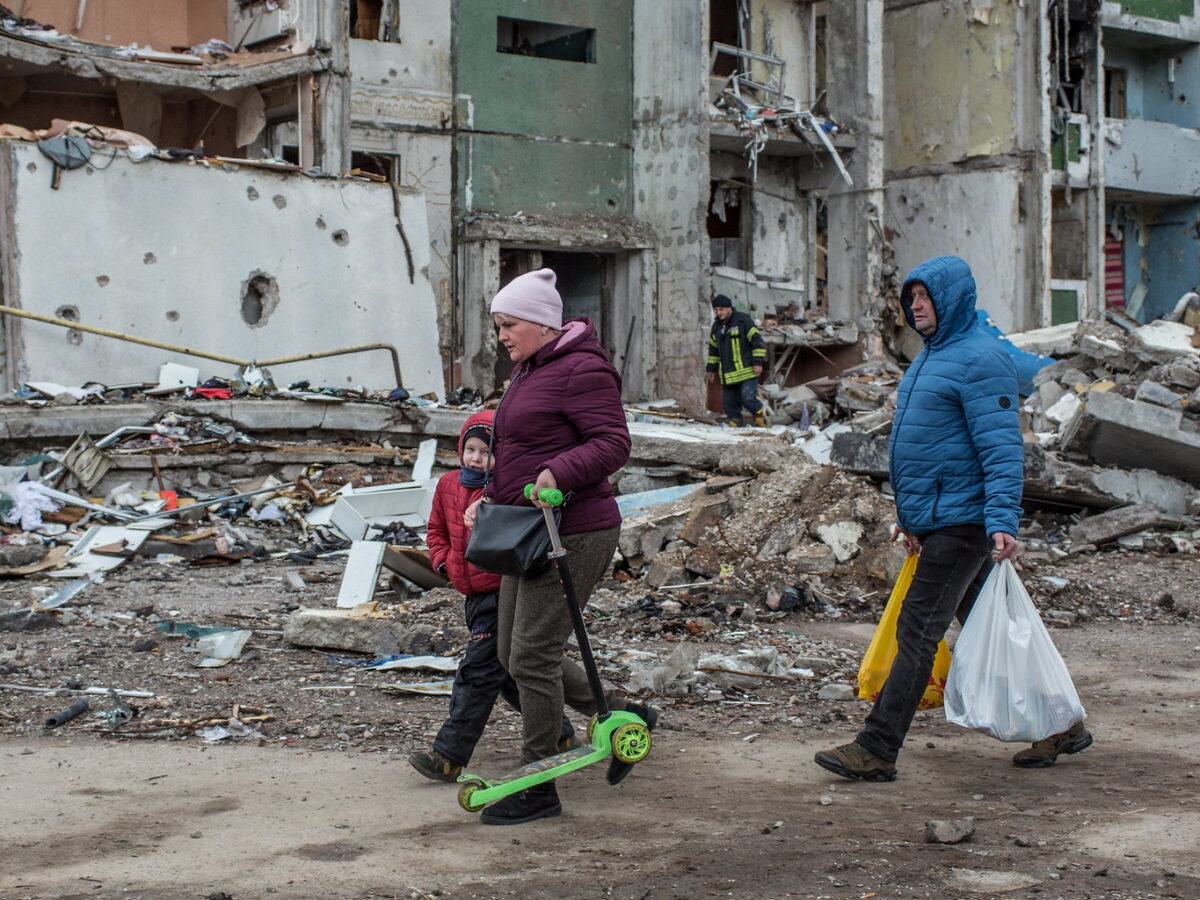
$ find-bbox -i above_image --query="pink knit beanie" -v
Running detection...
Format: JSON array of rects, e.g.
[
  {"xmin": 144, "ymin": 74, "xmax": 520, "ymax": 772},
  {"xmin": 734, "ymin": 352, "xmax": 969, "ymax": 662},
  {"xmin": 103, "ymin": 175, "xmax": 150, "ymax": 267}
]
[{"xmin": 490, "ymin": 268, "xmax": 563, "ymax": 330}]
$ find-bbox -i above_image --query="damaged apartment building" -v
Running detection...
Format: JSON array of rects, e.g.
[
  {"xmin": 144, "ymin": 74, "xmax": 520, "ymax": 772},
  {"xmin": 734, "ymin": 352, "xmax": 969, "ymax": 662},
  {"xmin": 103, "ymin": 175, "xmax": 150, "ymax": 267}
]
[
  {"xmin": 883, "ymin": 0, "xmax": 1200, "ymax": 334},
  {"xmin": 2, "ymin": 0, "xmax": 1193, "ymax": 413},
  {"xmin": 0, "ymin": 0, "xmax": 879, "ymax": 413}
]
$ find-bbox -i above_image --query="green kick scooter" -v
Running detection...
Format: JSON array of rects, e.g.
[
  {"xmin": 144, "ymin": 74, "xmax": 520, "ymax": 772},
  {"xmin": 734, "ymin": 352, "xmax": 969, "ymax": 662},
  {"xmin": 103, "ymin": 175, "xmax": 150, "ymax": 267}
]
[{"xmin": 455, "ymin": 484, "xmax": 653, "ymax": 814}]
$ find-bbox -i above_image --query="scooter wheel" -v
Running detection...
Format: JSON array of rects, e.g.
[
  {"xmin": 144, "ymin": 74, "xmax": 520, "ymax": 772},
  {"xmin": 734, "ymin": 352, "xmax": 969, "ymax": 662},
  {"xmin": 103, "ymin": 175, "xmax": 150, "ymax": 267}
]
[
  {"xmin": 457, "ymin": 781, "xmax": 486, "ymax": 812},
  {"xmin": 611, "ymin": 722, "xmax": 652, "ymax": 764},
  {"xmin": 587, "ymin": 714, "xmax": 599, "ymax": 744}
]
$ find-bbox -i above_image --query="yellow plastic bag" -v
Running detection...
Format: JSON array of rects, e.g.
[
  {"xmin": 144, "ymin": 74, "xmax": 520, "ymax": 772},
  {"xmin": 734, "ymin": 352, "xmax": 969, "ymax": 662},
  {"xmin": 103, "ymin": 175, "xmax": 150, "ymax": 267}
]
[{"xmin": 856, "ymin": 554, "xmax": 951, "ymax": 710}]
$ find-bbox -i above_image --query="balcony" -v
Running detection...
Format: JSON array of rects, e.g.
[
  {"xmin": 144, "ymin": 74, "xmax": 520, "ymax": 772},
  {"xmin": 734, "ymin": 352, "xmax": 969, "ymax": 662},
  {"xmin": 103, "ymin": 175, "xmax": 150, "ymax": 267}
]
[{"xmin": 1105, "ymin": 117, "xmax": 1200, "ymax": 198}]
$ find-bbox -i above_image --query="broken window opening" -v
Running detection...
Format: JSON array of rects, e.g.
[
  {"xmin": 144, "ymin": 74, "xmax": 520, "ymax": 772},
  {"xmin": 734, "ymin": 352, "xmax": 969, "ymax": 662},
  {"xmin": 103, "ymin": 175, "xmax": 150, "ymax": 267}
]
[
  {"xmin": 496, "ymin": 17, "xmax": 595, "ymax": 64},
  {"xmin": 495, "ymin": 249, "xmax": 610, "ymax": 383},
  {"xmin": 1104, "ymin": 67, "xmax": 1128, "ymax": 118},
  {"xmin": 707, "ymin": 181, "xmax": 744, "ymax": 269},
  {"xmin": 350, "ymin": 0, "xmax": 401, "ymax": 42},
  {"xmin": 812, "ymin": 11, "xmax": 828, "ymax": 118},
  {"xmin": 350, "ymin": 151, "xmax": 399, "ymax": 182},
  {"xmin": 709, "ymin": 0, "xmax": 745, "ymax": 77}
]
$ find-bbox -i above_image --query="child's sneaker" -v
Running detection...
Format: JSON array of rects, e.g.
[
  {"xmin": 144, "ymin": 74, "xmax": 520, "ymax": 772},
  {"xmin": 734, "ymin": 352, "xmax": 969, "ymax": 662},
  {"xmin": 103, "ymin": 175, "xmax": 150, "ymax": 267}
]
[{"xmin": 408, "ymin": 748, "xmax": 462, "ymax": 782}]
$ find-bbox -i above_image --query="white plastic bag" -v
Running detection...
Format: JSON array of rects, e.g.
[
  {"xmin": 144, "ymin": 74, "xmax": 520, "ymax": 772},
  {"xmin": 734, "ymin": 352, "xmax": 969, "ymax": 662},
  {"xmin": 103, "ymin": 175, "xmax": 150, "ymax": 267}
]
[{"xmin": 944, "ymin": 560, "xmax": 1084, "ymax": 742}]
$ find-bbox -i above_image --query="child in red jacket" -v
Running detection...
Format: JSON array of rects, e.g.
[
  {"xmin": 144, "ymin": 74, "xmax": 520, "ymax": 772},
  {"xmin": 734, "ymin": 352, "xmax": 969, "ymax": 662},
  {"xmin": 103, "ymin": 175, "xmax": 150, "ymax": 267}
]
[{"xmin": 409, "ymin": 411, "xmax": 575, "ymax": 781}]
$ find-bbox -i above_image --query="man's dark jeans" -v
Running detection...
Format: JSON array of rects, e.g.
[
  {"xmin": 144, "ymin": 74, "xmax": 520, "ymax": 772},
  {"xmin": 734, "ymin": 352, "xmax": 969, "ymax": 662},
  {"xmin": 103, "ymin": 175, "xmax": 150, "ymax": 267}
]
[
  {"xmin": 856, "ymin": 524, "xmax": 994, "ymax": 763},
  {"xmin": 433, "ymin": 591, "xmax": 573, "ymax": 766},
  {"xmin": 722, "ymin": 378, "xmax": 762, "ymax": 424}
]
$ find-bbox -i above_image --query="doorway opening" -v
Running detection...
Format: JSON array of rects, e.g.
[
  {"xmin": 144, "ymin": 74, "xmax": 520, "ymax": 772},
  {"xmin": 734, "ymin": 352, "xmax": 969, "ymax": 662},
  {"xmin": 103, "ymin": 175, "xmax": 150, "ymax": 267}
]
[{"xmin": 495, "ymin": 249, "xmax": 612, "ymax": 385}]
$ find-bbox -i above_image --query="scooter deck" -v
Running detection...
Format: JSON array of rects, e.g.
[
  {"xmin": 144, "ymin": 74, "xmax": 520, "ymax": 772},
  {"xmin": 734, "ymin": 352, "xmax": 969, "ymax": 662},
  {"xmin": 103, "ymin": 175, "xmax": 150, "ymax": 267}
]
[
  {"xmin": 456, "ymin": 710, "xmax": 651, "ymax": 811},
  {"xmin": 492, "ymin": 744, "xmax": 601, "ymax": 784}
]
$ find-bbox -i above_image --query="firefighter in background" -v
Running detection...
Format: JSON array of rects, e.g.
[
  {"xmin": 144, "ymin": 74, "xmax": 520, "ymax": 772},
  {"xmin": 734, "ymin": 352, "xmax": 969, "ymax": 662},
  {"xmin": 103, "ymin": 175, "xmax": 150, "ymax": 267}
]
[{"xmin": 705, "ymin": 294, "xmax": 767, "ymax": 426}]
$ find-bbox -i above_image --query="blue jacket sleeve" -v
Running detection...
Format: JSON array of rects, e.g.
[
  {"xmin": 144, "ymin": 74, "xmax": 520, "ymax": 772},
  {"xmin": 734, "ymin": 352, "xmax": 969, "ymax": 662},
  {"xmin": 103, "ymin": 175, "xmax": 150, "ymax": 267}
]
[{"xmin": 960, "ymin": 351, "xmax": 1024, "ymax": 536}]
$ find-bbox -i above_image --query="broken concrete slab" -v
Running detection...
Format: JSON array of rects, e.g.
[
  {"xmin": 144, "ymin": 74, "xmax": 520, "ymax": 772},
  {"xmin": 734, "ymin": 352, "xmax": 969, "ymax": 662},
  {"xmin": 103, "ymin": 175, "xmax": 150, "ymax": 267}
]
[
  {"xmin": 813, "ymin": 521, "xmax": 864, "ymax": 563},
  {"xmin": 1023, "ymin": 444, "xmax": 1197, "ymax": 515},
  {"xmin": 1130, "ymin": 321, "xmax": 1200, "ymax": 366},
  {"xmin": 644, "ymin": 550, "xmax": 689, "ymax": 588},
  {"xmin": 830, "ymin": 432, "xmax": 889, "ymax": 478},
  {"xmin": 283, "ymin": 608, "xmax": 431, "ymax": 655},
  {"xmin": 1069, "ymin": 504, "xmax": 1190, "ymax": 547},
  {"xmin": 784, "ymin": 544, "xmax": 838, "ymax": 572},
  {"xmin": 1061, "ymin": 391, "xmax": 1200, "ymax": 487},
  {"xmin": 677, "ymin": 495, "xmax": 733, "ymax": 545},
  {"xmin": 683, "ymin": 544, "xmax": 723, "ymax": 578},
  {"xmin": 835, "ymin": 380, "xmax": 892, "ymax": 412},
  {"xmin": 0, "ymin": 544, "xmax": 48, "ymax": 569},
  {"xmin": 758, "ymin": 521, "xmax": 809, "ymax": 559},
  {"xmin": 1135, "ymin": 380, "xmax": 1186, "ymax": 409},
  {"xmin": 716, "ymin": 441, "xmax": 788, "ymax": 475},
  {"xmin": 1089, "ymin": 468, "xmax": 1198, "ymax": 517},
  {"xmin": 1006, "ymin": 323, "xmax": 1076, "ymax": 357}
]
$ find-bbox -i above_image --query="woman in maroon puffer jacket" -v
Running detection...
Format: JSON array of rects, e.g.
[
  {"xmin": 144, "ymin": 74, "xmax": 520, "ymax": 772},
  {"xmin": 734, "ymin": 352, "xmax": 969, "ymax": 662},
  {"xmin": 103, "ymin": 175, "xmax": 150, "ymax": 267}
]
[{"xmin": 466, "ymin": 268, "xmax": 656, "ymax": 826}]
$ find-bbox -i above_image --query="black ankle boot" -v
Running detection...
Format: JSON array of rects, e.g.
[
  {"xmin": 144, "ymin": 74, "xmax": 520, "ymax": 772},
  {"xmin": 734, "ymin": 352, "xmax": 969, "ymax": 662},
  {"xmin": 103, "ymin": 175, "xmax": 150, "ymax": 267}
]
[
  {"xmin": 479, "ymin": 782, "xmax": 561, "ymax": 825},
  {"xmin": 606, "ymin": 703, "xmax": 658, "ymax": 786}
]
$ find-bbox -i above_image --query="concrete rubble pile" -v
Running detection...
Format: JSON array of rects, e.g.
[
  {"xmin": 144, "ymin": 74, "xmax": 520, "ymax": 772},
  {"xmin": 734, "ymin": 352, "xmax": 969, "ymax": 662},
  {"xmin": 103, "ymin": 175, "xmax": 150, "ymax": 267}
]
[
  {"xmin": 3, "ymin": 319, "xmax": 1199, "ymax": 742},
  {"xmin": 805, "ymin": 317, "xmax": 1200, "ymax": 556}
]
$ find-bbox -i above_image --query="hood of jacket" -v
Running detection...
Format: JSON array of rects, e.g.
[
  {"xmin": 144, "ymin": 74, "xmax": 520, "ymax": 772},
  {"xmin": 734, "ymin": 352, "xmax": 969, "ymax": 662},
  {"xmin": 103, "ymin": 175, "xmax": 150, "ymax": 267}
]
[
  {"xmin": 458, "ymin": 408, "xmax": 495, "ymax": 460},
  {"xmin": 900, "ymin": 256, "xmax": 978, "ymax": 349},
  {"xmin": 524, "ymin": 317, "xmax": 609, "ymax": 370}
]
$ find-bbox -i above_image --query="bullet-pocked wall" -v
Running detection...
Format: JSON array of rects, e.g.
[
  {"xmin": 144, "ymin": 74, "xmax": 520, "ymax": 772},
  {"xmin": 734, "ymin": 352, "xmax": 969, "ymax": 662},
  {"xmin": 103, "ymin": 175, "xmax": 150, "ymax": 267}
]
[
  {"xmin": 882, "ymin": 0, "xmax": 1046, "ymax": 333},
  {"xmin": 0, "ymin": 143, "xmax": 443, "ymax": 396},
  {"xmin": 453, "ymin": 0, "xmax": 633, "ymax": 215}
]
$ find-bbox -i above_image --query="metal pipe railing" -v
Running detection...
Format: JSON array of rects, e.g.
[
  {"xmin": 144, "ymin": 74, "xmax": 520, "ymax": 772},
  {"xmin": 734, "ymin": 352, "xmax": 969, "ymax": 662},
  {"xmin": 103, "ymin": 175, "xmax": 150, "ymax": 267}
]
[{"xmin": 0, "ymin": 305, "xmax": 404, "ymax": 391}]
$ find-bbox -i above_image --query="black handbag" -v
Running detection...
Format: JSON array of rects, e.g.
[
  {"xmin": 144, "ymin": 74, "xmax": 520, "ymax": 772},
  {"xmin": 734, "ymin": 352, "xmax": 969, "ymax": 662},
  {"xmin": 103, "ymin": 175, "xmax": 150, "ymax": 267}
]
[
  {"xmin": 462, "ymin": 380, "xmax": 560, "ymax": 577},
  {"xmin": 464, "ymin": 502, "xmax": 557, "ymax": 577}
]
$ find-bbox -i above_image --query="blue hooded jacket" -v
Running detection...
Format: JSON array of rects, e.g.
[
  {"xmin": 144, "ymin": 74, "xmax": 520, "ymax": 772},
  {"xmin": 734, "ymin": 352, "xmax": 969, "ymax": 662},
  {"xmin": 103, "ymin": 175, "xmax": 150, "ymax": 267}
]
[{"xmin": 888, "ymin": 256, "xmax": 1023, "ymax": 538}]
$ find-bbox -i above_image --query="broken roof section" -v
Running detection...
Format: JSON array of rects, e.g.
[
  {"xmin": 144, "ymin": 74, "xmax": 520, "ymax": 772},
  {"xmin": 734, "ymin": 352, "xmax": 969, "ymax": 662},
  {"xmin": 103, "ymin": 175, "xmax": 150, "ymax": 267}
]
[{"xmin": 0, "ymin": 1, "xmax": 326, "ymax": 158}]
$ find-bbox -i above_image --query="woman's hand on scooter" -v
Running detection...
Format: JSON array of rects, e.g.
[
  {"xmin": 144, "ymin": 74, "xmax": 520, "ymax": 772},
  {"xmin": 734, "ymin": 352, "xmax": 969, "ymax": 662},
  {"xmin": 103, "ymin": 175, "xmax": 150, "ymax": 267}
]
[{"xmin": 530, "ymin": 469, "xmax": 559, "ymax": 508}]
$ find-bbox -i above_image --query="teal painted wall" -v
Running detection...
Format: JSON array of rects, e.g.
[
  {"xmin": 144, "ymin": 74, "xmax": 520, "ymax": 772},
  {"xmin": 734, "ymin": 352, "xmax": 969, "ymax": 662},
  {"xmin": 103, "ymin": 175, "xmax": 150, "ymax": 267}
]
[{"xmin": 454, "ymin": 0, "xmax": 633, "ymax": 215}]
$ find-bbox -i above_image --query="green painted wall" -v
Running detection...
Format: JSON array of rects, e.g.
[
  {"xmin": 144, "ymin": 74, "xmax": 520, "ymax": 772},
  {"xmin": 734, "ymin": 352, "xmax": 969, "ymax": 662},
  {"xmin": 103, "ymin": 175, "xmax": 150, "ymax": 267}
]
[
  {"xmin": 461, "ymin": 133, "xmax": 629, "ymax": 214},
  {"xmin": 454, "ymin": 0, "xmax": 633, "ymax": 215},
  {"xmin": 1116, "ymin": 0, "xmax": 1194, "ymax": 23}
]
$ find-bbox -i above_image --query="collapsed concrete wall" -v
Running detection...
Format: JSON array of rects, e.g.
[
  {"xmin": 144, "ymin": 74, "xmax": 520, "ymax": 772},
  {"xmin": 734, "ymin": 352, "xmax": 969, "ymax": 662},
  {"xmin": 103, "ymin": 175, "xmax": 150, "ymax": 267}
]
[{"xmin": 0, "ymin": 142, "xmax": 442, "ymax": 396}]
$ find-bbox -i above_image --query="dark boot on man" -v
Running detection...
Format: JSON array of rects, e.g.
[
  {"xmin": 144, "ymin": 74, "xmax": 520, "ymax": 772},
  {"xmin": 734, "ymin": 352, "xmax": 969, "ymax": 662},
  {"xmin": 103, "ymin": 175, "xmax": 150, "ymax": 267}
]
[
  {"xmin": 408, "ymin": 748, "xmax": 462, "ymax": 782},
  {"xmin": 606, "ymin": 703, "xmax": 658, "ymax": 786},
  {"xmin": 1012, "ymin": 722, "xmax": 1093, "ymax": 768},
  {"xmin": 814, "ymin": 741, "xmax": 898, "ymax": 782},
  {"xmin": 479, "ymin": 782, "xmax": 561, "ymax": 825}
]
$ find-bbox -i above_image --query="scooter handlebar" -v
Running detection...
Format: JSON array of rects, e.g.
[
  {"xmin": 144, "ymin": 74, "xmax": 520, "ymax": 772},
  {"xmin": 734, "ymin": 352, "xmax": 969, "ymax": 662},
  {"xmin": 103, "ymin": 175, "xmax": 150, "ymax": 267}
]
[{"xmin": 523, "ymin": 484, "xmax": 563, "ymax": 507}]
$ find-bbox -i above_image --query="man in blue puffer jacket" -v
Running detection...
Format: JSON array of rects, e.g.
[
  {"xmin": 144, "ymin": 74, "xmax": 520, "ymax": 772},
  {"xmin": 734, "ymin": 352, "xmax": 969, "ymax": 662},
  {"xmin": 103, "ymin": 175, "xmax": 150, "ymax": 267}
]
[{"xmin": 814, "ymin": 256, "xmax": 1092, "ymax": 781}]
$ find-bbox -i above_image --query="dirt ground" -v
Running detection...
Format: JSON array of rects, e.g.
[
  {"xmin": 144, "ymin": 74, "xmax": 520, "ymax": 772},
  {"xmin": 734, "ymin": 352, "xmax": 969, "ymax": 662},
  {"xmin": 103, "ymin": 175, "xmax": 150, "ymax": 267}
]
[{"xmin": 2, "ymin": 550, "xmax": 1198, "ymax": 900}]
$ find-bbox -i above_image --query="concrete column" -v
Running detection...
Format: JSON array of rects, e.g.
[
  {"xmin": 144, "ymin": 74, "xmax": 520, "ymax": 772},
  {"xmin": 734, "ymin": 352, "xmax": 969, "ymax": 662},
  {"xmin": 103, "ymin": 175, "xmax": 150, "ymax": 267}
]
[
  {"xmin": 824, "ymin": 0, "xmax": 884, "ymax": 348},
  {"xmin": 314, "ymin": 0, "xmax": 351, "ymax": 173},
  {"xmin": 632, "ymin": 0, "xmax": 707, "ymax": 411}
]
